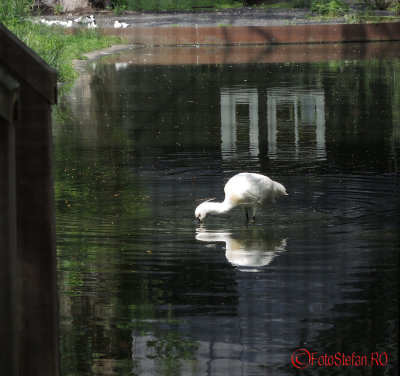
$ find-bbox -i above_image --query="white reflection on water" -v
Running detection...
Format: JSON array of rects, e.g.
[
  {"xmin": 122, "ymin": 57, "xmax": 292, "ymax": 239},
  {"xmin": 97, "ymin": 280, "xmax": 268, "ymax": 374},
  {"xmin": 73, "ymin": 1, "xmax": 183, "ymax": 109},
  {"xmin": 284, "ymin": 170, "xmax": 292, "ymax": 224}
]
[
  {"xmin": 196, "ymin": 228, "xmax": 287, "ymax": 272},
  {"xmin": 221, "ymin": 88, "xmax": 259, "ymax": 160},
  {"xmin": 219, "ymin": 85, "xmax": 326, "ymax": 164},
  {"xmin": 267, "ymin": 87, "xmax": 326, "ymax": 160}
]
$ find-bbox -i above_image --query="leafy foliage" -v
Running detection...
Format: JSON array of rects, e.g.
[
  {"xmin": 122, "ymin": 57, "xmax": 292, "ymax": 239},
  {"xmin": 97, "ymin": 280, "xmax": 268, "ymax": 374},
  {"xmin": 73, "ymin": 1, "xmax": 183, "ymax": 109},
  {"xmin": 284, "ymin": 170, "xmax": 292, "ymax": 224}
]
[
  {"xmin": 311, "ymin": 0, "xmax": 349, "ymax": 16},
  {"xmin": 363, "ymin": 0, "xmax": 394, "ymax": 10}
]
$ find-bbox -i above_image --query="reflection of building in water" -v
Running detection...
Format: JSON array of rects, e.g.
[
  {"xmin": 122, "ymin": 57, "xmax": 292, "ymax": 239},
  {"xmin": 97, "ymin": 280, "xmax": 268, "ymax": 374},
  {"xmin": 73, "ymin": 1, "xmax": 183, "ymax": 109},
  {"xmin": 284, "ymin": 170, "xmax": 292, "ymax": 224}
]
[
  {"xmin": 220, "ymin": 88, "xmax": 259, "ymax": 160},
  {"xmin": 220, "ymin": 86, "xmax": 326, "ymax": 163},
  {"xmin": 267, "ymin": 87, "xmax": 326, "ymax": 160}
]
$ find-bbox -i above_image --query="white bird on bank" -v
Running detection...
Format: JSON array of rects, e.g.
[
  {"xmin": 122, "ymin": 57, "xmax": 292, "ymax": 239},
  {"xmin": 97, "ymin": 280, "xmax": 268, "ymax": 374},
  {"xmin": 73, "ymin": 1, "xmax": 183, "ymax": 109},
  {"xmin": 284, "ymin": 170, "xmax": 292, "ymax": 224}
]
[
  {"xmin": 87, "ymin": 20, "xmax": 97, "ymax": 28},
  {"xmin": 195, "ymin": 172, "xmax": 288, "ymax": 222},
  {"xmin": 40, "ymin": 18, "xmax": 72, "ymax": 27},
  {"xmin": 114, "ymin": 20, "xmax": 129, "ymax": 28},
  {"xmin": 84, "ymin": 15, "xmax": 95, "ymax": 23},
  {"xmin": 59, "ymin": 20, "xmax": 73, "ymax": 27},
  {"xmin": 74, "ymin": 15, "xmax": 95, "ymax": 24},
  {"xmin": 47, "ymin": 20, "xmax": 60, "ymax": 26}
]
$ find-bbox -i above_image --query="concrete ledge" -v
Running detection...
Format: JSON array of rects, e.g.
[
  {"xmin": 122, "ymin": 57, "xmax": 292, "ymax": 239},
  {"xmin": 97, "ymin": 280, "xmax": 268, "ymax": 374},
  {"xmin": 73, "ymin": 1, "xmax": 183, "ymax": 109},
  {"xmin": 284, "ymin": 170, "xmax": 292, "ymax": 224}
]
[{"xmin": 97, "ymin": 22, "xmax": 400, "ymax": 45}]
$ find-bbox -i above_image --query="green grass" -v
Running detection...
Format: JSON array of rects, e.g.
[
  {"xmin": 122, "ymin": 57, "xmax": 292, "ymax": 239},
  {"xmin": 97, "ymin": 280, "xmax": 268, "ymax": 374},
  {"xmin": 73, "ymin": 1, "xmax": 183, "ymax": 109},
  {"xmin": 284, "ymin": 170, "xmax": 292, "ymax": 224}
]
[
  {"xmin": 1, "ymin": 0, "xmax": 123, "ymax": 85},
  {"xmin": 254, "ymin": 0, "xmax": 311, "ymax": 9},
  {"xmin": 112, "ymin": 0, "xmax": 243, "ymax": 11},
  {"xmin": 0, "ymin": 0, "xmax": 33, "ymax": 22},
  {"xmin": 310, "ymin": 0, "xmax": 349, "ymax": 16},
  {"xmin": 3, "ymin": 20, "xmax": 122, "ymax": 83}
]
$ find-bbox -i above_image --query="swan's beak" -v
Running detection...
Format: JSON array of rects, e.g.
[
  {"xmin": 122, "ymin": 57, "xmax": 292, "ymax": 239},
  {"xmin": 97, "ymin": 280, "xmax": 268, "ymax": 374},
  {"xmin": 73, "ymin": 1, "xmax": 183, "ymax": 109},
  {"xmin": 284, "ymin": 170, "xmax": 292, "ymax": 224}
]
[{"xmin": 196, "ymin": 216, "xmax": 202, "ymax": 223}]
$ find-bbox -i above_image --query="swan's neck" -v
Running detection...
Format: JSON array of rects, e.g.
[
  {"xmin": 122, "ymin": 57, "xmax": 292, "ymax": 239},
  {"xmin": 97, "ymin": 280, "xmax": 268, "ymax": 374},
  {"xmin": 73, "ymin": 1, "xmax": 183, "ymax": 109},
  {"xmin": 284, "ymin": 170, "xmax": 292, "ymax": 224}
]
[{"xmin": 205, "ymin": 200, "xmax": 234, "ymax": 215}]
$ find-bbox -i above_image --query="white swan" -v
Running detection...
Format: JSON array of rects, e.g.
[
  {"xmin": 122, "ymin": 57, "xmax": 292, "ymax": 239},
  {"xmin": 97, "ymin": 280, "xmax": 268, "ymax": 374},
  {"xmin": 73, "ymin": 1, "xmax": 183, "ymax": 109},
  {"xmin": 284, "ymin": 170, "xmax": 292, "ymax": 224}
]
[
  {"xmin": 74, "ymin": 15, "xmax": 94, "ymax": 25},
  {"xmin": 195, "ymin": 172, "xmax": 288, "ymax": 222},
  {"xmin": 59, "ymin": 20, "xmax": 73, "ymax": 27},
  {"xmin": 114, "ymin": 20, "xmax": 129, "ymax": 28},
  {"xmin": 84, "ymin": 15, "xmax": 95, "ymax": 23},
  {"xmin": 87, "ymin": 20, "xmax": 97, "ymax": 28}
]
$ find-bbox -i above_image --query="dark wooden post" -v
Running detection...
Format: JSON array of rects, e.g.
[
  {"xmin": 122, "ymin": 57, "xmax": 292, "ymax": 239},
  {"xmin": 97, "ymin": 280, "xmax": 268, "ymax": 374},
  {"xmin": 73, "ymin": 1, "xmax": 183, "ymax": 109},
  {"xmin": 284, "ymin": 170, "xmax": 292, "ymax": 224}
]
[
  {"xmin": 0, "ymin": 64, "xmax": 19, "ymax": 376},
  {"xmin": 0, "ymin": 23, "xmax": 59, "ymax": 376}
]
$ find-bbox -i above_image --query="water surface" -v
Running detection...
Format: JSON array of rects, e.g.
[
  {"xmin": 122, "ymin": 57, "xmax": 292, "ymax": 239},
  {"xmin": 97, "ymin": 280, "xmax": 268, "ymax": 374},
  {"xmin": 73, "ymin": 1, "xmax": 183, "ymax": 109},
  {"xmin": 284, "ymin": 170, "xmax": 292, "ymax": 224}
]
[{"xmin": 54, "ymin": 44, "xmax": 399, "ymax": 376}]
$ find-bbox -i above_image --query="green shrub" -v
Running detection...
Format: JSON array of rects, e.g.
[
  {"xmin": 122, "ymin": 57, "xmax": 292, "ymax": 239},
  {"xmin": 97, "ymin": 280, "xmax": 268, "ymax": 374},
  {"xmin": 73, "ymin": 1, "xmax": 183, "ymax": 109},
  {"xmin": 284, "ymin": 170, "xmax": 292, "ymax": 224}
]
[
  {"xmin": 292, "ymin": 0, "xmax": 312, "ymax": 8},
  {"xmin": 0, "ymin": 0, "xmax": 34, "ymax": 22},
  {"xmin": 363, "ymin": 0, "xmax": 394, "ymax": 10},
  {"xmin": 394, "ymin": 0, "xmax": 400, "ymax": 15},
  {"xmin": 311, "ymin": 0, "xmax": 349, "ymax": 16}
]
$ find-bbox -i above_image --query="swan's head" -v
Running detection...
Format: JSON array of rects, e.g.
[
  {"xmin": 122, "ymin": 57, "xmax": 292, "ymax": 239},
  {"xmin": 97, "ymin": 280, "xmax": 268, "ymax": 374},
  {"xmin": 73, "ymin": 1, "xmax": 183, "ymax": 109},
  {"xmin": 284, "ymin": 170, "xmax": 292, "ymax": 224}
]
[{"xmin": 195, "ymin": 199, "xmax": 215, "ymax": 222}]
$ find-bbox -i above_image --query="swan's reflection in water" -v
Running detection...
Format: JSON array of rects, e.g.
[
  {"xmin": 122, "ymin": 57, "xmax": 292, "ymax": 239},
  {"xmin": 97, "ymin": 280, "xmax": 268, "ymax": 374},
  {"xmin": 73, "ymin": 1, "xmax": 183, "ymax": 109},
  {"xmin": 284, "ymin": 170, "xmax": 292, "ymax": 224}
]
[{"xmin": 196, "ymin": 227, "xmax": 287, "ymax": 272}]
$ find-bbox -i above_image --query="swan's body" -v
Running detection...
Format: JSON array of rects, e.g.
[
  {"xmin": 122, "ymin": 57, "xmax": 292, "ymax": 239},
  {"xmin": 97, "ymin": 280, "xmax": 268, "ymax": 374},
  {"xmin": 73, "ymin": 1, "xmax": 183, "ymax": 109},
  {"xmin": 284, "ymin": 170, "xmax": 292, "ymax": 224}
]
[
  {"xmin": 195, "ymin": 173, "xmax": 287, "ymax": 222},
  {"xmin": 59, "ymin": 20, "xmax": 73, "ymax": 27},
  {"xmin": 84, "ymin": 15, "xmax": 95, "ymax": 23},
  {"xmin": 114, "ymin": 20, "xmax": 130, "ymax": 28},
  {"xmin": 87, "ymin": 20, "xmax": 97, "ymax": 28}
]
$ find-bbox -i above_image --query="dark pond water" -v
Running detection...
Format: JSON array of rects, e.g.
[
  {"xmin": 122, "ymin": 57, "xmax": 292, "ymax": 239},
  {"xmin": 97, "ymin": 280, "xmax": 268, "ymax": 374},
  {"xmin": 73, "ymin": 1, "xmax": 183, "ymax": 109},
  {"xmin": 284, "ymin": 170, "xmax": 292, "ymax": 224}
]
[{"xmin": 54, "ymin": 44, "xmax": 399, "ymax": 376}]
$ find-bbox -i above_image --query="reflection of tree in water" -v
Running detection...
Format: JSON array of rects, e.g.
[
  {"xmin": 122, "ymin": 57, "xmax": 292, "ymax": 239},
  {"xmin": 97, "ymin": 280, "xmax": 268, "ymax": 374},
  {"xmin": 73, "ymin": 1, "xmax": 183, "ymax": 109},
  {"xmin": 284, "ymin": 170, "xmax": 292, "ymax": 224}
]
[{"xmin": 132, "ymin": 330, "xmax": 198, "ymax": 376}]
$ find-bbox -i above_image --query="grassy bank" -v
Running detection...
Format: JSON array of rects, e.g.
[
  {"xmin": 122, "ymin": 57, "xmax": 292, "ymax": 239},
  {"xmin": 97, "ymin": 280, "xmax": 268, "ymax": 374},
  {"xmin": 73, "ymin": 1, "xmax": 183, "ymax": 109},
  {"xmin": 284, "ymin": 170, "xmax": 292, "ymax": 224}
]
[
  {"xmin": 109, "ymin": 0, "xmax": 400, "ymax": 18},
  {"xmin": 3, "ymin": 20, "xmax": 122, "ymax": 83},
  {"xmin": 1, "ymin": 0, "xmax": 123, "ymax": 84}
]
